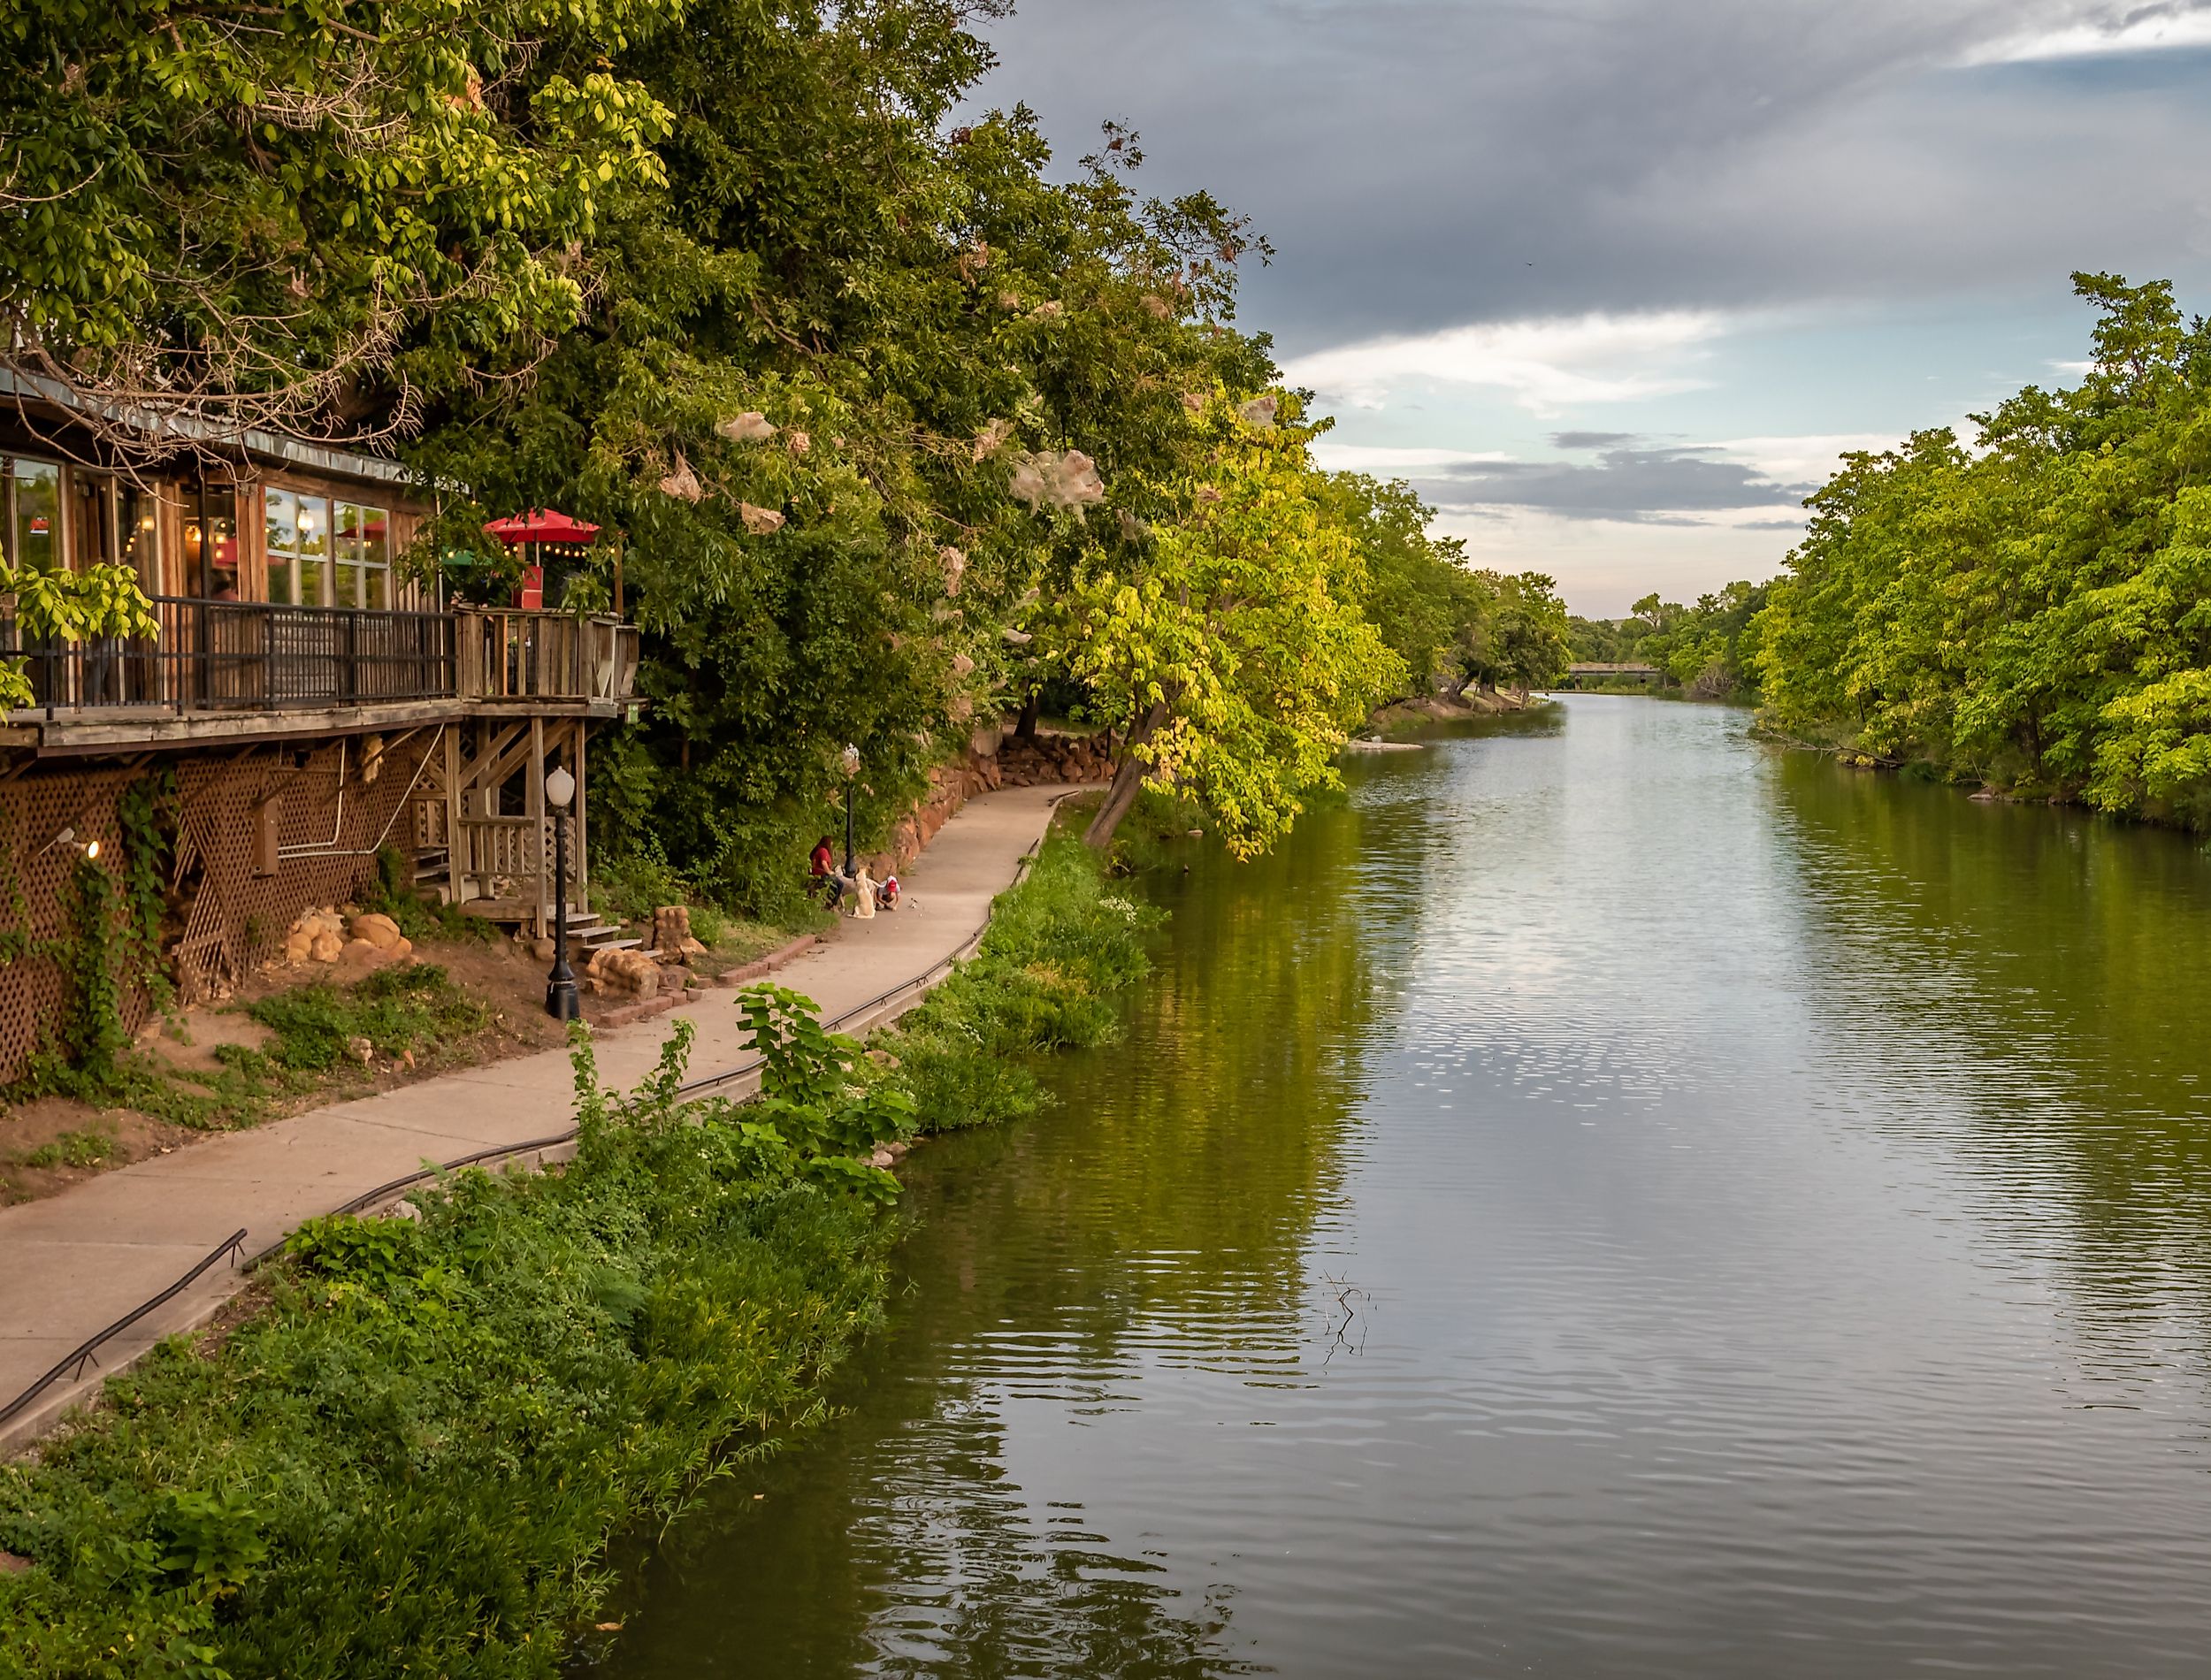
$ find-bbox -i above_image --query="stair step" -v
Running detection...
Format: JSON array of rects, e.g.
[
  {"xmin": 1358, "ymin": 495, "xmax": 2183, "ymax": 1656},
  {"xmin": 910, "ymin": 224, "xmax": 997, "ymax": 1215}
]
[{"xmin": 581, "ymin": 935, "xmax": 643, "ymax": 952}]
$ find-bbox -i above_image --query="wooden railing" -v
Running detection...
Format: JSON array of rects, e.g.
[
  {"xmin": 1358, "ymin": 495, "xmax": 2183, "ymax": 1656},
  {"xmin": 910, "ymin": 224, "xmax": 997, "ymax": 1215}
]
[
  {"xmin": 3, "ymin": 599, "xmax": 639, "ymax": 717},
  {"xmin": 455, "ymin": 815, "xmax": 542, "ymax": 885},
  {"xmin": 456, "ymin": 611, "xmax": 639, "ymax": 704}
]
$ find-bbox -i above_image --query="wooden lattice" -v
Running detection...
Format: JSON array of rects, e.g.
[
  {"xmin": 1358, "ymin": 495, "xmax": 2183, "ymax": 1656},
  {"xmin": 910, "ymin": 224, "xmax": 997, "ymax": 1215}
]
[{"xmin": 0, "ymin": 729, "xmax": 443, "ymax": 1081}]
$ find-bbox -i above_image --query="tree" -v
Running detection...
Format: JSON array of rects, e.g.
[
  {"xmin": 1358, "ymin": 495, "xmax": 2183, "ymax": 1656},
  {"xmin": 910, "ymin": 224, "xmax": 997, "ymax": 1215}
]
[
  {"xmin": 1060, "ymin": 394, "xmax": 1404, "ymax": 856},
  {"xmin": 0, "ymin": 0, "xmax": 678, "ymax": 456}
]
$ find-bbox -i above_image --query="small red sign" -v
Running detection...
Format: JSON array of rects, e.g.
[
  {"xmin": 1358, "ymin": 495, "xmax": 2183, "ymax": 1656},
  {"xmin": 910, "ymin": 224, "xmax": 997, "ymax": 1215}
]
[{"xmin": 518, "ymin": 562, "xmax": 543, "ymax": 611}]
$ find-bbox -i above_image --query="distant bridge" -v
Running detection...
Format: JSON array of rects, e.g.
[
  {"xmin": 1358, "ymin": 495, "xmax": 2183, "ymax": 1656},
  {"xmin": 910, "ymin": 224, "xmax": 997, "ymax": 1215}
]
[{"xmin": 1556, "ymin": 662, "xmax": 1662, "ymax": 688}]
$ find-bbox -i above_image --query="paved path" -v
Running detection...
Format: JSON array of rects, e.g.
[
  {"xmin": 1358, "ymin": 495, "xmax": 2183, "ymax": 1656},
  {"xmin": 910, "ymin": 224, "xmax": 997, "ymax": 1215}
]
[{"xmin": 0, "ymin": 785, "xmax": 1069, "ymax": 1451}]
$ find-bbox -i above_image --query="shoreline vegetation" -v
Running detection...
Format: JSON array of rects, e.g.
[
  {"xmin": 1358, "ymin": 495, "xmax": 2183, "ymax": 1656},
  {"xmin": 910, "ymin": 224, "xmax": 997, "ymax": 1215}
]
[
  {"xmin": 0, "ymin": 821, "xmax": 1159, "ymax": 1679},
  {"xmin": 1570, "ymin": 276, "xmax": 2211, "ymax": 835}
]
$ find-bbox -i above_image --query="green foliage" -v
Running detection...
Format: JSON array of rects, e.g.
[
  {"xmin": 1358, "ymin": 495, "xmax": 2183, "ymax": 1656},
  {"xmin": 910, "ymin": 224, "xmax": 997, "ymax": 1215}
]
[
  {"xmin": 0, "ymin": 0, "xmax": 675, "ymax": 439},
  {"xmin": 1060, "ymin": 392, "xmax": 1405, "ymax": 855},
  {"xmin": 0, "ymin": 1027, "xmax": 895, "ymax": 1679},
  {"xmin": 246, "ymin": 964, "xmax": 490, "ymax": 1074},
  {"xmin": 20, "ymin": 1129, "xmax": 115, "ymax": 1170},
  {"xmin": 1572, "ymin": 584, "xmax": 1771, "ymax": 696},
  {"xmin": 876, "ymin": 832, "xmax": 1160, "ymax": 1131},
  {"xmin": 1755, "ymin": 272, "xmax": 2211, "ymax": 822},
  {"xmin": 57, "ymin": 857, "xmax": 126, "ymax": 1088},
  {"xmin": 117, "ymin": 770, "xmax": 177, "ymax": 1016}
]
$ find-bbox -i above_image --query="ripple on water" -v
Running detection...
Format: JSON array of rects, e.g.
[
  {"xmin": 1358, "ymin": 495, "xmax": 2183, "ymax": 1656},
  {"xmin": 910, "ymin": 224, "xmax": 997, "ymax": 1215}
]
[{"xmin": 585, "ymin": 699, "xmax": 2211, "ymax": 1680}]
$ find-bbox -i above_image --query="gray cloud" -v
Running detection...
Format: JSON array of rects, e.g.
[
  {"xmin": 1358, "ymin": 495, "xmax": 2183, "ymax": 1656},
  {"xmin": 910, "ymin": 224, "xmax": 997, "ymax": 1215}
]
[
  {"xmin": 1409, "ymin": 444, "xmax": 1813, "ymax": 523},
  {"xmin": 975, "ymin": 1, "xmax": 2211, "ymax": 349},
  {"xmin": 1550, "ymin": 431, "xmax": 1639, "ymax": 450}
]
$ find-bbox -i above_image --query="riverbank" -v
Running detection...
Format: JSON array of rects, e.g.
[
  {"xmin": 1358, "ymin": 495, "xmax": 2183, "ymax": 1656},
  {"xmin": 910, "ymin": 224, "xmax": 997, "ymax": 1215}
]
[{"xmin": 0, "ymin": 821, "xmax": 1157, "ymax": 1678}]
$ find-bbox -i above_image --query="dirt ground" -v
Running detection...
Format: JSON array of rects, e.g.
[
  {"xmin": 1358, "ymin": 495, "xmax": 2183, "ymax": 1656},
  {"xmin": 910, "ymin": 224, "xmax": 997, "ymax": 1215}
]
[{"xmin": 0, "ymin": 916, "xmax": 807, "ymax": 1209}]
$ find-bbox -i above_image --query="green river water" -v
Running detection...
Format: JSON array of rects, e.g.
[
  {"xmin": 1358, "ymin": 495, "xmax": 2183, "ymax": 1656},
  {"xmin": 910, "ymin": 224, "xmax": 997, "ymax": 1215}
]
[{"xmin": 584, "ymin": 695, "xmax": 2211, "ymax": 1677}]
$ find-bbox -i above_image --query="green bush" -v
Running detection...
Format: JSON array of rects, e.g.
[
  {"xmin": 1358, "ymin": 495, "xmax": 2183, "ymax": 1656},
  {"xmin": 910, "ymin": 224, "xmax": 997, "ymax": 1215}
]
[
  {"xmin": 0, "ymin": 1020, "xmax": 899, "ymax": 1679},
  {"xmin": 877, "ymin": 833, "xmax": 1159, "ymax": 1131},
  {"xmin": 247, "ymin": 964, "xmax": 490, "ymax": 1074}
]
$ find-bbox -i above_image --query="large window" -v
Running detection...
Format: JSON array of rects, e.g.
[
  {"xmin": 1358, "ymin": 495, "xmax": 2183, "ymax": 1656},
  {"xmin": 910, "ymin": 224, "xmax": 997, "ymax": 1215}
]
[
  {"xmin": 264, "ymin": 488, "xmax": 331, "ymax": 606},
  {"xmin": 334, "ymin": 501, "xmax": 390, "ymax": 609},
  {"xmin": 4, "ymin": 457, "xmax": 61, "ymax": 569},
  {"xmin": 119, "ymin": 482, "xmax": 160, "ymax": 592}
]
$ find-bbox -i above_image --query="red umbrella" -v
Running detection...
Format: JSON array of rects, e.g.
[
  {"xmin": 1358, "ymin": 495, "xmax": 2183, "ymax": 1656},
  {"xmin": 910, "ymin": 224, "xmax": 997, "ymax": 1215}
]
[{"xmin": 483, "ymin": 508, "xmax": 601, "ymax": 546}]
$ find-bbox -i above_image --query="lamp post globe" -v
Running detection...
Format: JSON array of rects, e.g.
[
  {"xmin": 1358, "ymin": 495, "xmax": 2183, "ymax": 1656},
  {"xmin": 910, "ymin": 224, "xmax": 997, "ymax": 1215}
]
[{"xmin": 544, "ymin": 764, "xmax": 581, "ymax": 1021}]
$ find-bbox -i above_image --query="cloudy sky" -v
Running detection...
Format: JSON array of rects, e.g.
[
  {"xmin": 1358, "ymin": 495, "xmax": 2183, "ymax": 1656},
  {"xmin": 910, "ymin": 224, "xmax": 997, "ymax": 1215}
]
[{"xmin": 973, "ymin": 1, "xmax": 2211, "ymax": 615}]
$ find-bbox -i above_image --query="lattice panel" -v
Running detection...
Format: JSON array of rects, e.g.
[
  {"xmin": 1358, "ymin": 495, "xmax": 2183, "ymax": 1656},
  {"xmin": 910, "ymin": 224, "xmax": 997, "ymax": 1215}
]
[
  {"xmin": 169, "ymin": 728, "xmax": 442, "ymax": 1002},
  {"xmin": 0, "ymin": 764, "xmax": 137, "ymax": 1081},
  {"xmin": 0, "ymin": 727, "xmax": 445, "ymax": 1081}
]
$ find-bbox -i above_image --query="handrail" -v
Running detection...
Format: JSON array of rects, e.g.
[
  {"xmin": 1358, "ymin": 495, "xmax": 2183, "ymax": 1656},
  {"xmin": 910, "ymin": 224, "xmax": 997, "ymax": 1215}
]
[
  {"xmin": 1, "ymin": 599, "xmax": 639, "ymax": 716},
  {"xmin": 0, "ymin": 795, "xmax": 1069, "ymax": 1438},
  {"xmin": 0, "ymin": 1229, "xmax": 247, "ymax": 1429}
]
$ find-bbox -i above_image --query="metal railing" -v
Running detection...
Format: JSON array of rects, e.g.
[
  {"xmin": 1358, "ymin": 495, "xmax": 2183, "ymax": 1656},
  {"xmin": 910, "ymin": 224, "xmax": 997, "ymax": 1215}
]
[
  {"xmin": 3, "ymin": 599, "xmax": 639, "ymax": 718},
  {"xmin": 2, "ymin": 596, "xmax": 455, "ymax": 715}
]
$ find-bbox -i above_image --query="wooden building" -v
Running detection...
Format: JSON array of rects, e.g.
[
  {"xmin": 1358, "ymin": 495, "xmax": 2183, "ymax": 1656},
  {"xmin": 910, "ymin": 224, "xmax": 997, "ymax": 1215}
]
[{"xmin": 0, "ymin": 395, "xmax": 639, "ymax": 1081}]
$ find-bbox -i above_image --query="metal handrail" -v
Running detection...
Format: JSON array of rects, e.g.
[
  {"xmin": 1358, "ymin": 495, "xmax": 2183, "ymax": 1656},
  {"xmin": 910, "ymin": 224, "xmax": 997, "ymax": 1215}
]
[
  {"xmin": 0, "ymin": 1229, "xmax": 247, "ymax": 1429},
  {"xmin": 0, "ymin": 798, "xmax": 1067, "ymax": 1435}
]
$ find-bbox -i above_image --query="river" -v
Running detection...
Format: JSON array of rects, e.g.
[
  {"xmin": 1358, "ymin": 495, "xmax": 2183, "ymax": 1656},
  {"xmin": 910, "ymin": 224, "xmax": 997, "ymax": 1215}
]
[{"xmin": 584, "ymin": 695, "xmax": 2211, "ymax": 1678}]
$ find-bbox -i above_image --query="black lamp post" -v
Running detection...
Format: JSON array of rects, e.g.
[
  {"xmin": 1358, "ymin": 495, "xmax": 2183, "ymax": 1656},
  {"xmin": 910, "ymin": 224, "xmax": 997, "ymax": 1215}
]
[
  {"xmin": 544, "ymin": 763, "xmax": 581, "ymax": 1020},
  {"xmin": 839, "ymin": 743, "xmax": 861, "ymax": 876}
]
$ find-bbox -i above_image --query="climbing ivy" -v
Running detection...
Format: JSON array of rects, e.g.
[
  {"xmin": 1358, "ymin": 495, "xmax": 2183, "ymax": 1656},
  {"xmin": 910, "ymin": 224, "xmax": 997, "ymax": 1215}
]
[
  {"xmin": 56, "ymin": 856, "xmax": 127, "ymax": 1088},
  {"xmin": 116, "ymin": 769, "xmax": 176, "ymax": 1017}
]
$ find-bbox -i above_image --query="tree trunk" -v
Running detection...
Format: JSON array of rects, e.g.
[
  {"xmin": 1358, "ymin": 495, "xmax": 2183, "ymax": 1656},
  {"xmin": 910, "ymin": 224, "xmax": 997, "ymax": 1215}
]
[
  {"xmin": 1084, "ymin": 699, "xmax": 1167, "ymax": 851},
  {"xmin": 1014, "ymin": 690, "xmax": 1040, "ymax": 740}
]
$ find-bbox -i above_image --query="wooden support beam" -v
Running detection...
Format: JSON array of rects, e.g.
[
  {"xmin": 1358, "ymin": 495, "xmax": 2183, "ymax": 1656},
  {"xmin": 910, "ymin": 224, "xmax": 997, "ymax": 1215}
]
[{"xmin": 444, "ymin": 723, "xmax": 466, "ymax": 905}]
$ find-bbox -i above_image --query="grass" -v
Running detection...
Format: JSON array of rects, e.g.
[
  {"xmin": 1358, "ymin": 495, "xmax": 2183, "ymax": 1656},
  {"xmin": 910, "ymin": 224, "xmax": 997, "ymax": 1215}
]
[
  {"xmin": 0, "ymin": 835, "xmax": 1162, "ymax": 1679},
  {"xmin": 19, "ymin": 1130, "xmax": 115, "ymax": 1171},
  {"xmin": 4, "ymin": 965, "xmax": 500, "ymax": 1136}
]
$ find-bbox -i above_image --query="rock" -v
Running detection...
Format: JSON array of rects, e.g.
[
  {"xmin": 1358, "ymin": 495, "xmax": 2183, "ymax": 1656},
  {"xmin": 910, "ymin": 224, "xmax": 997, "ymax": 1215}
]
[
  {"xmin": 340, "ymin": 937, "xmax": 384, "ymax": 966},
  {"xmin": 285, "ymin": 933, "xmax": 312, "ymax": 964},
  {"xmin": 530, "ymin": 936, "xmax": 556, "ymax": 960},
  {"xmin": 679, "ymin": 935, "xmax": 708, "ymax": 956},
  {"xmin": 883, "ymin": 1140, "xmax": 910, "ymax": 1161},
  {"xmin": 868, "ymin": 1149, "xmax": 897, "ymax": 1169},
  {"xmin": 390, "ymin": 936, "xmax": 413, "ymax": 962},
  {"xmin": 346, "ymin": 1035, "xmax": 374, "ymax": 1065},
  {"xmin": 309, "ymin": 929, "xmax": 343, "ymax": 963},
  {"xmin": 866, "ymin": 1048, "xmax": 903, "ymax": 1069},
  {"xmin": 587, "ymin": 946, "xmax": 662, "ymax": 998},
  {"xmin": 399, "ymin": 1049, "xmax": 417, "ymax": 1071},
  {"xmin": 0, "ymin": 1550, "xmax": 29, "ymax": 1575},
  {"xmin": 350, "ymin": 912, "xmax": 403, "ymax": 949}
]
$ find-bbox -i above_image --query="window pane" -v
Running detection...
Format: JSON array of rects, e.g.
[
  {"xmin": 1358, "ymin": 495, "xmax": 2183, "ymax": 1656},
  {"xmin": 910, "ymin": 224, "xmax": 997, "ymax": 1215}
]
[
  {"xmin": 363, "ymin": 564, "xmax": 387, "ymax": 610},
  {"xmin": 73, "ymin": 473, "xmax": 115, "ymax": 569},
  {"xmin": 10, "ymin": 460, "xmax": 60, "ymax": 570},
  {"xmin": 358, "ymin": 506, "xmax": 388, "ymax": 566},
  {"xmin": 184, "ymin": 486, "xmax": 238, "ymax": 599},
  {"xmin": 263, "ymin": 489, "xmax": 297, "ymax": 604},
  {"xmin": 119, "ymin": 484, "xmax": 159, "ymax": 592}
]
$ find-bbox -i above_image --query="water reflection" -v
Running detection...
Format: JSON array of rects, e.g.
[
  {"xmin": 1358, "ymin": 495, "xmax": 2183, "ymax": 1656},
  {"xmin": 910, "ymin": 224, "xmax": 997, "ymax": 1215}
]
[
  {"xmin": 588, "ymin": 787, "xmax": 1385, "ymax": 1676},
  {"xmin": 588, "ymin": 698, "xmax": 2211, "ymax": 1679}
]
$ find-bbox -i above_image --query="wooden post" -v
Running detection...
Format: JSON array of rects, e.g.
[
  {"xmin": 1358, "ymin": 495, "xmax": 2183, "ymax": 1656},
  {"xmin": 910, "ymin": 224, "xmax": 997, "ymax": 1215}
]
[
  {"xmin": 443, "ymin": 722, "xmax": 466, "ymax": 906},
  {"xmin": 529, "ymin": 714, "xmax": 547, "ymax": 939},
  {"xmin": 572, "ymin": 719, "xmax": 588, "ymax": 910}
]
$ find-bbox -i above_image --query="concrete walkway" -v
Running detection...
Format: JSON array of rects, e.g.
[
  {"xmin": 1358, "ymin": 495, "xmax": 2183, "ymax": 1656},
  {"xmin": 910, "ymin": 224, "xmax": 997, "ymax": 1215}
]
[{"xmin": 0, "ymin": 784, "xmax": 1069, "ymax": 1451}]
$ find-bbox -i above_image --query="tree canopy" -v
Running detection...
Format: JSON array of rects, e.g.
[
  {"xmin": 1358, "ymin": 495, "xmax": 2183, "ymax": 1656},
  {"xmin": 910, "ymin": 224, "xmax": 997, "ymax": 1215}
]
[{"xmin": 1754, "ymin": 272, "xmax": 2211, "ymax": 829}]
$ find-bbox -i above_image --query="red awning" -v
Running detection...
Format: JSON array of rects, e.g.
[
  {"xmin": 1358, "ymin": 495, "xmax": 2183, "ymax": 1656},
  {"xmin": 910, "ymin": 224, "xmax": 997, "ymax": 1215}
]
[{"xmin": 483, "ymin": 508, "xmax": 601, "ymax": 546}]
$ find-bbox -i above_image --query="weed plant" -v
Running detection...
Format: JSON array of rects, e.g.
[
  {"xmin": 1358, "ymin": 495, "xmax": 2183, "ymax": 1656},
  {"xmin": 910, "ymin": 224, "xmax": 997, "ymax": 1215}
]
[
  {"xmin": 876, "ymin": 832, "xmax": 1161, "ymax": 1131},
  {"xmin": 0, "ymin": 842, "xmax": 1159, "ymax": 1676},
  {"xmin": 0, "ymin": 1018, "xmax": 901, "ymax": 1679}
]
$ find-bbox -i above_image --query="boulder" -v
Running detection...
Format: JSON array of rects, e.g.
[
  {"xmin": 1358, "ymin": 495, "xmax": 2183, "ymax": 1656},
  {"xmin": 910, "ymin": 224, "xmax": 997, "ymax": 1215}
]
[
  {"xmin": 309, "ymin": 929, "xmax": 343, "ymax": 963},
  {"xmin": 346, "ymin": 1035, "xmax": 374, "ymax": 1065},
  {"xmin": 350, "ymin": 912, "xmax": 404, "ymax": 950}
]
